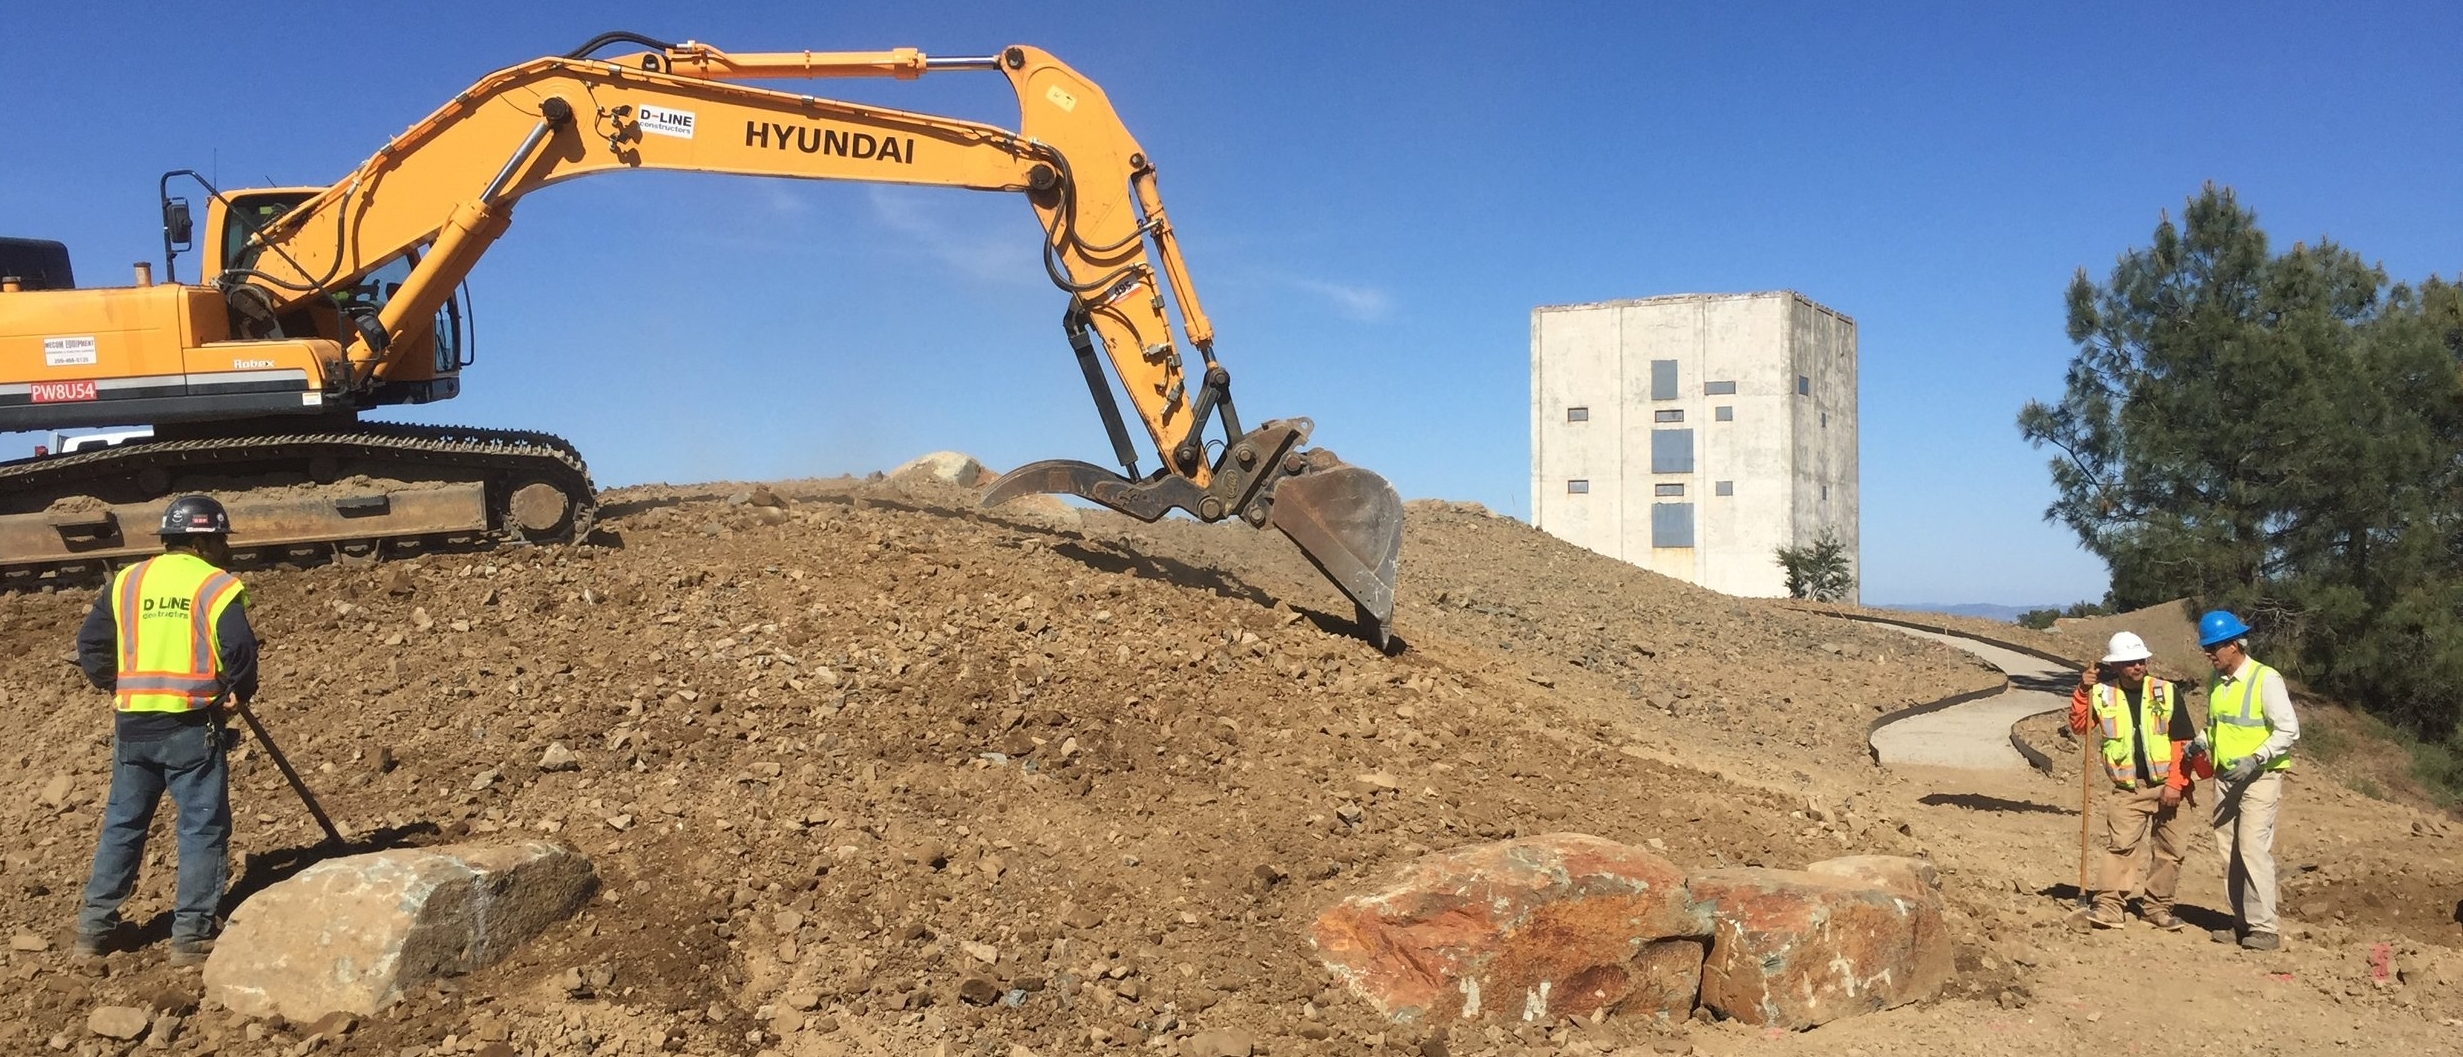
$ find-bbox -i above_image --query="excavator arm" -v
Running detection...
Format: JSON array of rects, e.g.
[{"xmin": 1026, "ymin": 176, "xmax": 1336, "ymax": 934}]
[{"xmin": 214, "ymin": 35, "xmax": 1402, "ymax": 642}]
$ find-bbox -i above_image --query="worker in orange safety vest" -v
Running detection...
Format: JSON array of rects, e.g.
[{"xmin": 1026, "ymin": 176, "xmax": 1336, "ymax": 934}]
[
  {"xmin": 2068, "ymin": 631, "xmax": 2207, "ymax": 930},
  {"xmin": 69, "ymin": 495, "xmax": 258, "ymax": 969}
]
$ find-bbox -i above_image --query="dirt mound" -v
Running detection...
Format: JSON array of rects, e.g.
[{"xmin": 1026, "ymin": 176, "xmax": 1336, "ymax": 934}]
[
  {"xmin": 0, "ymin": 472, "xmax": 2454, "ymax": 1056},
  {"xmin": 2053, "ymin": 599, "xmax": 2203, "ymax": 684}
]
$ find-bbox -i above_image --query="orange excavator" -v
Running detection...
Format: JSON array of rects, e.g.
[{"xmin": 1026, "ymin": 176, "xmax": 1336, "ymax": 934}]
[{"xmin": 0, "ymin": 33, "xmax": 1403, "ymax": 643}]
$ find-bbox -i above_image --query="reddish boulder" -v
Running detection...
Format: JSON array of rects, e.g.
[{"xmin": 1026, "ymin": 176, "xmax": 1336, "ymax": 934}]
[
  {"xmin": 1310, "ymin": 834, "xmax": 1710, "ymax": 1024},
  {"xmin": 1687, "ymin": 863, "xmax": 1952, "ymax": 1029},
  {"xmin": 1805, "ymin": 855, "xmax": 1942, "ymax": 904}
]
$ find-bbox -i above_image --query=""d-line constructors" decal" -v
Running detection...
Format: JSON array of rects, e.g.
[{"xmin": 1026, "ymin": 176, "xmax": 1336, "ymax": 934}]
[{"xmin": 744, "ymin": 121, "xmax": 917, "ymax": 163}]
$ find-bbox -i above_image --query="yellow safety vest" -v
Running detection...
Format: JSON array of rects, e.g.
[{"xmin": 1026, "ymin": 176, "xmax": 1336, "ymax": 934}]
[
  {"xmin": 2207, "ymin": 661, "xmax": 2289, "ymax": 773},
  {"xmin": 2090, "ymin": 678, "xmax": 2176, "ymax": 789},
  {"xmin": 109, "ymin": 552, "xmax": 247, "ymax": 713}
]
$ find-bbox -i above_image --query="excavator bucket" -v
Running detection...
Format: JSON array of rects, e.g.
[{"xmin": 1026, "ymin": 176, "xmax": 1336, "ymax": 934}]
[
  {"xmin": 982, "ymin": 441, "xmax": 1404, "ymax": 647},
  {"xmin": 1264, "ymin": 450, "xmax": 1404, "ymax": 648}
]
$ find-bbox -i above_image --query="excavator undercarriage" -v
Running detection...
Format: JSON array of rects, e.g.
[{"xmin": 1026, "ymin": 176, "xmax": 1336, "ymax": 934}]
[{"xmin": 0, "ymin": 422, "xmax": 593, "ymax": 583}]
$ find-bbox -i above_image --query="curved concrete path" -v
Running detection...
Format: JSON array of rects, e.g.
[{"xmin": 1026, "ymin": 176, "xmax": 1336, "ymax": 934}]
[{"xmin": 1869, "ymin": 626, "xmax": 2074, "ymax": 769}]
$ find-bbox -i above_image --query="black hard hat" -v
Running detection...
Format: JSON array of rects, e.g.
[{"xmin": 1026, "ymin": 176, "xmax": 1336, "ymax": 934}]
[{"xmin": 158, "ymin": 494, "xmax": 232, "ymax": 537}]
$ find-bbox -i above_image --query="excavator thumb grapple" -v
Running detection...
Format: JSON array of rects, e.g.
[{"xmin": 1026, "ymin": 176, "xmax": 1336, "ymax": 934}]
[{"xmin": 984, "ymin": 418, "xmax": 1403, "ymax": 648}]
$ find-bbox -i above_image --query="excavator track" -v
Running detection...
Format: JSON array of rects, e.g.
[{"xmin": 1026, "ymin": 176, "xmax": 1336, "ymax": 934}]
[{"xmin": 0, "ymin": 422, "xmax": 596, "ymax": 586}]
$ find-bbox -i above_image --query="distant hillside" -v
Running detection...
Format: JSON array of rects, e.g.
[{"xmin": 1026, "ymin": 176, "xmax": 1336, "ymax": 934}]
[{"xmin": 1874, "ymin": 602, "xmax": 2052, "ymax": 623}]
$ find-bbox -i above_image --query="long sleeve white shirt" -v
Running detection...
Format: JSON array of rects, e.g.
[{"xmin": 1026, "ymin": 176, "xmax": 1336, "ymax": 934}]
[{"xmin": 2213, "ymin": 657, "xmax": 2300, "ymax": 763}]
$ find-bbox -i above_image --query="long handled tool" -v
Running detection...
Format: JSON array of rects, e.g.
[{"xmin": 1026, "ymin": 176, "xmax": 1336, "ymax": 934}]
[
  {"xmin": 2077, "ymin": 698, "xmax": 2097, "ymax": 909},
  {"xmin": 211, "ymin": 655, "xmax": 345, "ymax": 848},
  {"xmin": 228, "ymin": 702, "xmax": 345, "ymax": 848}
]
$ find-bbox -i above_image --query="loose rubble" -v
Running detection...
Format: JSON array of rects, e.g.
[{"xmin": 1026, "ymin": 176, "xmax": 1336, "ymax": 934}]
[{"xmin": 0, "ymin": 471, "xmax": 2448, "ymax": 1057}]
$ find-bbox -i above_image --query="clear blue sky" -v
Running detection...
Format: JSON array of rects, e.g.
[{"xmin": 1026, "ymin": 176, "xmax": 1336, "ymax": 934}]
[{"xmin": 9, "ymin": 2, "xmax": 2457, "ymax": 605}]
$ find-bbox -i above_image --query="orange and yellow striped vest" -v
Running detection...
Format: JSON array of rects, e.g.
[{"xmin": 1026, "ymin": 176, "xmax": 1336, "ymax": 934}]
[{"xmin": 109, "ymin": 552, "xmax": 246, "ymax": 713}]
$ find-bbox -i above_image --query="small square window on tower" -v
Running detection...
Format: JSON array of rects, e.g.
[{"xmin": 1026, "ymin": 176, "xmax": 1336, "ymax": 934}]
[
  {"xmin": 1568, "ymin": 479, "xmax": 1590, "ymax": 494},
  {"xmin": 1654, "ymin": 483, "xmax": 1684, "ymax": 497},
  {"xmin": 1704, "ymin": 380, "xmax": 1737, "ymax": 396},
  {"xmin": 1567, "ymin": 406, "xmax": 1589, "ymax": 422},
  {"xmin": 1714, "ymin": 480, "xmax": 1734, "ymax": 496},
  {"xmin": 1714, "ymin": 405, "xmax": 1734, "ymax": 422},
  {"xmin": 1797, "ymin": 375, "xmax": 1811, "ymax": 395},
  {"xmin": 1654, "ymin": 409, "xmax": 1684, "ymax": 423}
]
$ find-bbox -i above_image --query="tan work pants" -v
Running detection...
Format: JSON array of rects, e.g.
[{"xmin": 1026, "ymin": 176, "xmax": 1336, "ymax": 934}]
[
  {"xmin": 2214, "ymin": 772, "xmax": 2285, "ymax": 935},
  {"xmin": 2094, "ymin": 783, "xmax": 2187, "ymax": 916}
]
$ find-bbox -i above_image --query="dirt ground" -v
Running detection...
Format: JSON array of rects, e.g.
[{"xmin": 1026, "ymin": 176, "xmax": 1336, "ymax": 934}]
[{"xmin": 1, "ymin": 470, "xmax": 2457, "ymax": 1057}]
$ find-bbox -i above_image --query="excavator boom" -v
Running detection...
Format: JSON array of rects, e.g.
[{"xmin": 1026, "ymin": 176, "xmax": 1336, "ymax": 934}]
[{"xmin": 0, "ymin": 34, "xmax": 1404, "ymax": 643}]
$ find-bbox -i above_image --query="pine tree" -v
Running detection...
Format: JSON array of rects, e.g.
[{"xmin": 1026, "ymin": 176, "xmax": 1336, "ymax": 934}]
[
  {"xmin": 2019, "ymin": 186, "xmax": 2463, "ymax": 738},
  {"xmin": 1776, "ymin": 531, "xmax": 1854, "ymax": 602}
]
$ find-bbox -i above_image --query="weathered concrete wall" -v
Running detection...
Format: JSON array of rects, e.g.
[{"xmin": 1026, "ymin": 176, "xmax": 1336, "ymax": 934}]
[
  {"xmin": 1530, "ymin": 306, "xmax": 1625, "ymax": 559},
  {"xmin": 1531, "ymin": 291, "xmax": 1858, "ymax": 601},
  {"xmin": 1787, "ymin": 296, "xmax": 1859, "ymax": 595}
]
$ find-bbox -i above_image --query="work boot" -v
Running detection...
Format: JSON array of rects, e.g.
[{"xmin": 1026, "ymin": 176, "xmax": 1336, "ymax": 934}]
[
  {"xmin": 68, "ymin": 932, "xmax": 109, "ymax": 975},
  {"xmin": 2240, "ymin": 932, "xmax": 2281, "ymax": 951},
  {"xmin": 2143, "ymin": 910, "xmax": 2187, "ymax": 931},
  {"xmin": 167, "ymin": 939, "xmax": 215, "ymax": 968},
  {"xmin": 2086, "ymin": 906, "xmax": 2127, "ymax": 929},
  {"xmin": 2209, "ymin": 928, "xmax": 2241, "ymax": 944}
]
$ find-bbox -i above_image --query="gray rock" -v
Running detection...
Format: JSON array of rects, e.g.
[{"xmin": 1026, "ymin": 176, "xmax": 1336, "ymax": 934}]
[
  {"xmin": 1184, "ymin": 1028, "xmax": 1256, "ymax": 1057},
  {"xmin": 889, "ymin": 451, "xmax": 987, "ymax": 485},
  {"xmin": 87, "ymin": 1006, "xmax": 149, "ymax": 1040},
  {"xmin": 538, "ymin": 743, "xmax": 580, "ymax": 772},
  {"xmin": 205, "ymin": 842, "xmax": 596, "ymax": 1020}
]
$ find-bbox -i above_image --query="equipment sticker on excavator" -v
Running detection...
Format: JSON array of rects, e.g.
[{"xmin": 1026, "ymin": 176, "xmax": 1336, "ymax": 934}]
[
  {"xmin": 637, "ymin": 105, "xmax": 696, "ymax": 139},
  {"xmin": 30, "ymin": 380, "xmax": 97, "ymax": 403},
  {"xmin": 1044, "ymin": 85, "xmax": 1078, "ymax": 112},
  {"xmin": 43, "ymin": 337, "xmax": 96, "ymax": 368}
]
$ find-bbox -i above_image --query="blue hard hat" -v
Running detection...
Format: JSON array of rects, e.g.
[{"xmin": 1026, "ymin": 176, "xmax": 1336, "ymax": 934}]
[{"xmin": 2197, "ymin": 609, "xmax": 2251, "ymax": 649}]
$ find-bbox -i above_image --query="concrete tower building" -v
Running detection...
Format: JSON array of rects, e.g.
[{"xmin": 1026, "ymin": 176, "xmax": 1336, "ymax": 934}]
[{"xmin": 1529, "ymin": 291, "xmax": 1857, "ymax": 600}]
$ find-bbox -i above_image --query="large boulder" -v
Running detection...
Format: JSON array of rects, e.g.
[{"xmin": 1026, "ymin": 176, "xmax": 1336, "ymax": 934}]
[
  {"xmin": 1687, "ymin": 856, "xmax": 1951, "ymax": 1029},
  {"xmin": 1310, "ymin": 833, "xmax": 1711, "ymax": 1025},
  {"xmin": 205, "ymin": 842, "xmax": 596, "ymax": 1020},
  {"xmin": 889, "ymin": 451, "xmax": 990, "ymax": 486},
  {"xmin": 1804, "ymin": 854, "xmax": 1942, "ymax": 905}
]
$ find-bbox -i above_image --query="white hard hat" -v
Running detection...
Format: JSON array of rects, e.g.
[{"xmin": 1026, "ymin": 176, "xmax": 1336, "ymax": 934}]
[{"xmin": 2101, "ymin": 632, "xmax": 2153, "ymax": 664}]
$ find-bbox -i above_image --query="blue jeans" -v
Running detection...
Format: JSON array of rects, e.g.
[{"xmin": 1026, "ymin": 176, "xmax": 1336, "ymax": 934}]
[{"xmin": 79, "ymin": 721, "xmax": 230, "ymax": 945}]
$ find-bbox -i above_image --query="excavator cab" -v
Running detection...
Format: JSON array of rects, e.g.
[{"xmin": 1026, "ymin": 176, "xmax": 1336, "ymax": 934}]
[{"xmin": 184, "ymin": 184, "xmax": 468, "ymax": 407}]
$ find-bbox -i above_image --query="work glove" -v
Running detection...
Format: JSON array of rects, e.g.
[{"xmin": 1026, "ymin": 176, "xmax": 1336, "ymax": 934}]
[
  {"xmin": 2187, "ymin": 736, "xmax": 2210, "ymax": 759},
  {"xmin": 2222, "ymin": 756, "xmax": 2262, "ymax": 783}
]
